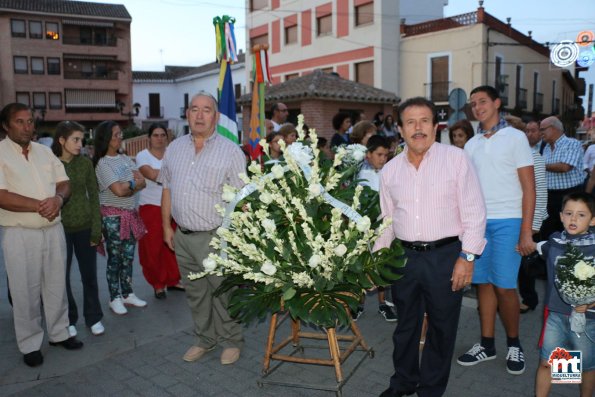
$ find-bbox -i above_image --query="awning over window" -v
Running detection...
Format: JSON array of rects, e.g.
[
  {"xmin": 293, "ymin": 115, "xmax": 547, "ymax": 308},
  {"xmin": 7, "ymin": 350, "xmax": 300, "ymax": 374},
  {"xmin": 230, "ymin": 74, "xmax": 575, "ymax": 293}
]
[
  {"xmin": 63, "ymin": 54, "xmax": 118, "ymax": 61},
  {"xmin": 65, "ymin": 89, "xmax": 116, "ymax": 108},
  {"xmin": 62, "ymin": 19, "xmax": 114, "ymax": 28}
]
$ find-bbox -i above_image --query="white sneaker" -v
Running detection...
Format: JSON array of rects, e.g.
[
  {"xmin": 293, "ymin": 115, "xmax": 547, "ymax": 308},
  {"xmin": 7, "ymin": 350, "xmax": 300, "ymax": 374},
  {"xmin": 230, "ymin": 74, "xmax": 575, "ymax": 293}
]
[
  {"xmin": 122, "ymin": 293, "xmax": 147, "ymax": 308},
  {"xmin": 67, "ymin": 325, "xmax": 77, "ymax": 337},
  {"xmin": 109, "ymin": 297, "xmax": 128, "ymax": 315},
  {"xmin": 90, "ymin": 321, "xmax": 105, "ymax": 336}
]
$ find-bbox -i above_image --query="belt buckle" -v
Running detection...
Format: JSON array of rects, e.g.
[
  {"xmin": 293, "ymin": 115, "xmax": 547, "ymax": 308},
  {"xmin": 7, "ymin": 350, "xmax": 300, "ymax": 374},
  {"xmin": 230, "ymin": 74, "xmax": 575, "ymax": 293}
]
[{"xmin": 419, "ymin": 242, "xmax": 430, "ymax": 251}]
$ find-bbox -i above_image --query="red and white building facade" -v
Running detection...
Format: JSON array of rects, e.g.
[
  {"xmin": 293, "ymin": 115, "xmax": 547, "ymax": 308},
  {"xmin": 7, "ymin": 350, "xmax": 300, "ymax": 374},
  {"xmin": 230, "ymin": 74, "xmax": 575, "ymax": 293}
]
[{"xmin": 247, "ymin": 0, "xmax": 404, "ymax": 94}]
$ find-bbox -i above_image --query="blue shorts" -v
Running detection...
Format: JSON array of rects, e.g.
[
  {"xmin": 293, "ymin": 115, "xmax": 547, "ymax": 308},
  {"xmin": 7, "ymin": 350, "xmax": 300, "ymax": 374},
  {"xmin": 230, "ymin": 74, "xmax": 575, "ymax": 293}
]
[
  {"xmin": 472, "ymin": 218, "xmax": 521, "ymax": 289},
  {"xmin": 540, "ymin": 311, "xmax": 595, "ymax": 371}
]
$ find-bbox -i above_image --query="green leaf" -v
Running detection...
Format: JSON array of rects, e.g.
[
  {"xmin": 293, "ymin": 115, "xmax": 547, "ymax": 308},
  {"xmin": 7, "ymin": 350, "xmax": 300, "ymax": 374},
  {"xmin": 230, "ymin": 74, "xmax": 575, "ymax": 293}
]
[{"xmin": 283, "ymin": 287, "xmax": 296, "ymax": 301}]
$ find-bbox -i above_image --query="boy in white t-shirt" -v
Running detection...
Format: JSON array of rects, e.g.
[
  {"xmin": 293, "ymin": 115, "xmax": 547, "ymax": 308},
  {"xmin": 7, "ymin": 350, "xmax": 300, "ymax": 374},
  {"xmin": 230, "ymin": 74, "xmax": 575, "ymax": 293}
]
[{"xmin": 458, "ymin": 85, "xmax": 535, "ymax": 376}]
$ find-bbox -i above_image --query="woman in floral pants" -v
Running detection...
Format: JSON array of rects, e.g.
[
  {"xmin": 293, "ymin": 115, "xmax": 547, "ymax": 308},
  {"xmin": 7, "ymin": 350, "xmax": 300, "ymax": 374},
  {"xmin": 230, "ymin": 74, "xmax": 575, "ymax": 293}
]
[{"xmin": 93, "ymin": 120, "xmax": 147, "ymax": 315}]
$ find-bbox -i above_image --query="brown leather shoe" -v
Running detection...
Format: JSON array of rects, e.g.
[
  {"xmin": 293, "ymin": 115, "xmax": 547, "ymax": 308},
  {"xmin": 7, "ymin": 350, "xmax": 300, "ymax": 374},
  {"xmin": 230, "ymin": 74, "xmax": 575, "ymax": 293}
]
[
  {"xmin": 220, "ymin": 347, "xmax": 240, "ymax": 365},
  {"xmin": 183, "ymin": 345, "xmax": 214, "ymax": 362}
]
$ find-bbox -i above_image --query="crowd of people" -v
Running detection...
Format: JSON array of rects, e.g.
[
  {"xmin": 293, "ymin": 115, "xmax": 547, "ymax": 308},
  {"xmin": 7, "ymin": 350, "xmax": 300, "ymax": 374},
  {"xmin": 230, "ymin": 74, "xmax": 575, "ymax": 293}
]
[{"xmin": 0, "ymin": 85, "xmax": 594, "ymax": 397}]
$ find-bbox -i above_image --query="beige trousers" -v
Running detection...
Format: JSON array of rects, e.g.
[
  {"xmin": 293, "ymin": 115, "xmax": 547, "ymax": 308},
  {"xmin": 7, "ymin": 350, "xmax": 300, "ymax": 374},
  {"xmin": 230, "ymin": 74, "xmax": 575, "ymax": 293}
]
[
  {"xmin": 174, "ymin": 229, "xmax": 243, "ymax": 349},
  {"xmin": 2, "ymin": 224, "xmax": 70, "ymax": 353}
]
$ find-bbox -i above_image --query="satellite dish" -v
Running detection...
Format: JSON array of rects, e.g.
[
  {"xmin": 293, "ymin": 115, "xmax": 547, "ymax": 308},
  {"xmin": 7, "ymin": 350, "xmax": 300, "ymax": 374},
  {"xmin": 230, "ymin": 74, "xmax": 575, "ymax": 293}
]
[{"xmin": 448, "ymin": 88, "xmax": 467, "ymax": 111}]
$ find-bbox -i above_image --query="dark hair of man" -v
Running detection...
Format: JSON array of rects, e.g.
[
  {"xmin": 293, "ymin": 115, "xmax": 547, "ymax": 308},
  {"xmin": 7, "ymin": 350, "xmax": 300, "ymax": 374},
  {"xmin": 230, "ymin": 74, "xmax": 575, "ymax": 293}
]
[
  {"xmin": 271, "ymin": 103, "xmax": 282, "ymax": 113},
  {"xmin": 147, "ymin": 123, "xmax": 167, "ymax": 138},
  {"xmin": 396, "ymin": 97, "xmax": 437, "ymax": 127},
  {"xmin": 92, "ymin": 120, "xmax": 119, "ymax": 167},
  {"xmin": 562, "ymin": 192, "xmax": 595, "ymax": 217},
  {"xmin": 448, "ymin": 119, "xmax": 474, "ymax": 143},
  {"xmin": 52, "ymin": 120, "xmax": 85, "ymax": 157},
  {"xmin": 0, "ymin": 102, "xmax": 31, "ymax": 130},
  {"xmin": 366, "ymin": 135, "xmax": 390, "ymax": 153},
  {"xmin": 332, "ymin": 112, "xmax": 351, "ymax": 131},
  {"xmin": 470, "ymin": 85, "xmax": 500, "ymax": 101}
]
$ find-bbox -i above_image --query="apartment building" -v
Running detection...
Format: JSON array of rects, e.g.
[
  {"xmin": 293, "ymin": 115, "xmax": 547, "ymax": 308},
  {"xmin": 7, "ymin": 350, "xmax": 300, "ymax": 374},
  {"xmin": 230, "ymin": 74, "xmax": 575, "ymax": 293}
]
[
  {"xmin": 0, "ymin": 0, "xmax": 133, "ymax": 130},
  {"xmin": 132, "ymin": 52, "xmax": 246, "ymax": 137},
  {"xmin": 399, "ymin": 5, "xmax": 587, "ymax": 131},
  {"xmin": 246, "ymin": 0, "xmax": 446, "ymax": 95}
]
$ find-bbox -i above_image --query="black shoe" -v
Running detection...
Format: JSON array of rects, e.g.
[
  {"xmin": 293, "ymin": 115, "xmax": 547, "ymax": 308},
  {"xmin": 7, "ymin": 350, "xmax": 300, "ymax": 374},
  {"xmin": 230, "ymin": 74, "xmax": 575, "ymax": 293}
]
[
  {"xmin": 168, "ymin": 284, "xmax": 185, "ymax": 292},
  {"xmin": 379, "ymin": 387, "xmax": 415, "ymax": 397},
  {"xmin": 154, "ymin": 289, "xmax": 167, "ymax": 299},
  {"xmin": 378, "ymin": 304, "xmax": 397, "ymax": 322},
  {"xmin": 49, "ymin": 336, "xmax": 83, "ymax": 350},
  {"xmin": 23, "ymin": 350, "xmax": 43, "ymax": 367},
  {"xmin": 351, "ymin": 305, "xmax": 364, "ymax": 321}
]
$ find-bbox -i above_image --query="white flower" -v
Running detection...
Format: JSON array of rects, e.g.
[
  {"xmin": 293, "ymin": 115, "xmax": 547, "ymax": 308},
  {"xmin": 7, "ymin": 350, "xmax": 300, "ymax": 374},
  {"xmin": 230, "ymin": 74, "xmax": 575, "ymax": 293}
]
[
  {"xmin": 308, "ymin": 254, "xmax": 322, "ymax": 268},
  {"xmin": 356, "ymin": 216, "xmax": 371, "ymax": 232},
  {"xmin": 203, "ymin": 257, "xmax": 217, "ymax": 272},
  {"xmin": 238, "ymin": 173, "xmax": 251, "ymax": 184},
  {"xmin": 347, "ymin": 144, "xmax": 367, "ymax": 162},
  {"xmin": 248, "ymin": 161, "xmax": 262, "ymax": 175},
  {"xmin": 308, "ymin": 183, "xmax": 322, "ymax": 197},
  {"xmin": 285, "ymin": 142, "xmax": 313, "ymax": 166},
  {"xmin": 260, "ymin": 261, "xmax": 277, "ymax": 276},
  {"xmin": 334, "ymin": 244, "xmax": 347, "ymax": 256},
  {"xmin": 260, "ymin": 191, "xmax": 273, "ymax": 205},
  {"xmin": 574, "ymin": 260, "xmax": 595, "ymax": 281},
  {"xmin": 261, "ymin": 218, "xmax": 276, "ymax": 233},
  {"xmin": 222, "ymin": 184, "xmax": 237, "ymax": 203},
  {"xmin": 271, "ymin": 164, "xmax": 285, "ymax": 179}
]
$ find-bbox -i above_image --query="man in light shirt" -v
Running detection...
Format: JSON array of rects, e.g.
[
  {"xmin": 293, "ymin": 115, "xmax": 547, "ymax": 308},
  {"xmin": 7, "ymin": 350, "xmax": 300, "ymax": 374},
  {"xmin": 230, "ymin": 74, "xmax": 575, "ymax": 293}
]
[
  {"xmin": 159, "ymin": 92, "xmax": 245, "ymax": 365},
  {"xmin": 376, "ymin": 97, "xmax": 486, "ymax": 397},
  {"xmin": 0, "ymin": 103, "xmax": 83, "ymax": 368}
]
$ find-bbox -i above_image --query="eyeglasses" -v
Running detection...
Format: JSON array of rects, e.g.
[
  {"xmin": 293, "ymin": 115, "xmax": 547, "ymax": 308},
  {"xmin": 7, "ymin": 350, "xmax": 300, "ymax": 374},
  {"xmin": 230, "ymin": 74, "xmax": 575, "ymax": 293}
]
[{"xmin": 539, "ymin": 126, "xmax": 550, "ymax": 132}]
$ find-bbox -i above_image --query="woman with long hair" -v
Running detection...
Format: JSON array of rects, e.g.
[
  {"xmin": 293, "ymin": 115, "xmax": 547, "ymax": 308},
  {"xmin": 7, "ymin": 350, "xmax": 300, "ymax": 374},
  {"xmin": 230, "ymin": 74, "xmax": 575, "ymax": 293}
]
[
  {"xmin": 52, "ymin": 121, "xmax": 104, "ymax": 336},
  {"xmin": 93, "ymin": 121, "xmax": 147, "ymax": 315},
  {"xmin": 135, "ymin": 124, "xmax": 183, "ymax": 299},
  {"xmin": 382, "ymin": 115, "xmax": 398, "ymax": 138}
]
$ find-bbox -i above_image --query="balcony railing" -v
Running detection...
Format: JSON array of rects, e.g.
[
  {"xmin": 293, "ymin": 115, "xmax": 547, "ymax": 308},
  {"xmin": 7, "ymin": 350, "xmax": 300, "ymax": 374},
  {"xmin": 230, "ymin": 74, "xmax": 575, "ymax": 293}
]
[
  {"xmin": 62, "ymin": 35, "xmax": 117, "ymax": 46},
  {"xmin": 64, "ymin": 71, "xmax": 118, "ymax": 80},
  {"xmin": 146, "ymin": 106, "xmax": 164, "ymax": 118},
  {"xmin": 516, "ymin": 88, "xmax": 527, "ymax": 109},
  {"xmin": 534, "ymin": 92, "xmax": 544, "ymax": 113},
  {"xmin": 424, "ymin": 81, "xmax": 450, "ymax": 103}
]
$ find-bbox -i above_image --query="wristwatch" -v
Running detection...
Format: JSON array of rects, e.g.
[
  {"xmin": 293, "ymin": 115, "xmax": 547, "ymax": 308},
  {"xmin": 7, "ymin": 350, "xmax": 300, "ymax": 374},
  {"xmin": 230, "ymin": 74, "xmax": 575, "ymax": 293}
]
[{"xmin": 459, "ymin": 252, "xmax": 475, "ymax": 261}]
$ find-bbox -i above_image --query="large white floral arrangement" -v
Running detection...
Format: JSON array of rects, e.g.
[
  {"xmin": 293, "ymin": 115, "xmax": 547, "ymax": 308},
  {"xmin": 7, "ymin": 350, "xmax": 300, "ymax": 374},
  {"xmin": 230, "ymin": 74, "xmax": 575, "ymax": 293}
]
[
  {"xmin": 190, "ymin": 115, "xmax": 405, "ymax": 327},
  {"xmin": 554, "ymin": 244, "xmax": 595, "ymax": 333}
]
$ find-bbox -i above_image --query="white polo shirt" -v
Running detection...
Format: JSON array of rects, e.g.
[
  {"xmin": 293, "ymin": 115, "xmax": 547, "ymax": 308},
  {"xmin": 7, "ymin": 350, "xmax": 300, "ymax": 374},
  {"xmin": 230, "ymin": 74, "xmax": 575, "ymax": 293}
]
[{"xmin": 465, "ymin": 126, "xmax": 533, "ymax": 219}]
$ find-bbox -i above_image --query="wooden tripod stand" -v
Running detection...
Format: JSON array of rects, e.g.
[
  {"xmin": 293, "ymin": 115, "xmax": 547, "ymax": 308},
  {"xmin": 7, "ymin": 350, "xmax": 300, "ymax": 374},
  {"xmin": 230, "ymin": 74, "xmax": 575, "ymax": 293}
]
[{"xmin": 258, "ymin": 310, "xmax": 374, "ymax": 396}]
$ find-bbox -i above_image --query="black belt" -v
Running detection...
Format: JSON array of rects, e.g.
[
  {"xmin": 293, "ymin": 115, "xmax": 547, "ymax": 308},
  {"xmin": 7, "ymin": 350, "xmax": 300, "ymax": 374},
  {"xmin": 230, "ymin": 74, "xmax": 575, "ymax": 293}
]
[
  {"xmin": 178, "ymin": 227, "xmax": 199, "ymax": 235},
  {"xmin": 400, "ymin": 236, "xmax": 459, "ymax": 252}
]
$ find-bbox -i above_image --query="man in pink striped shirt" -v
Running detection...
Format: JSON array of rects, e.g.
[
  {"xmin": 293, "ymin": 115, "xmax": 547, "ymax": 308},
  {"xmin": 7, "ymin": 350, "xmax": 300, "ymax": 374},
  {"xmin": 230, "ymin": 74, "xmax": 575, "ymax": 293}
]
[{"xmin": 376, "ymin": 97, "xmax": 486, "ymax": 397}]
